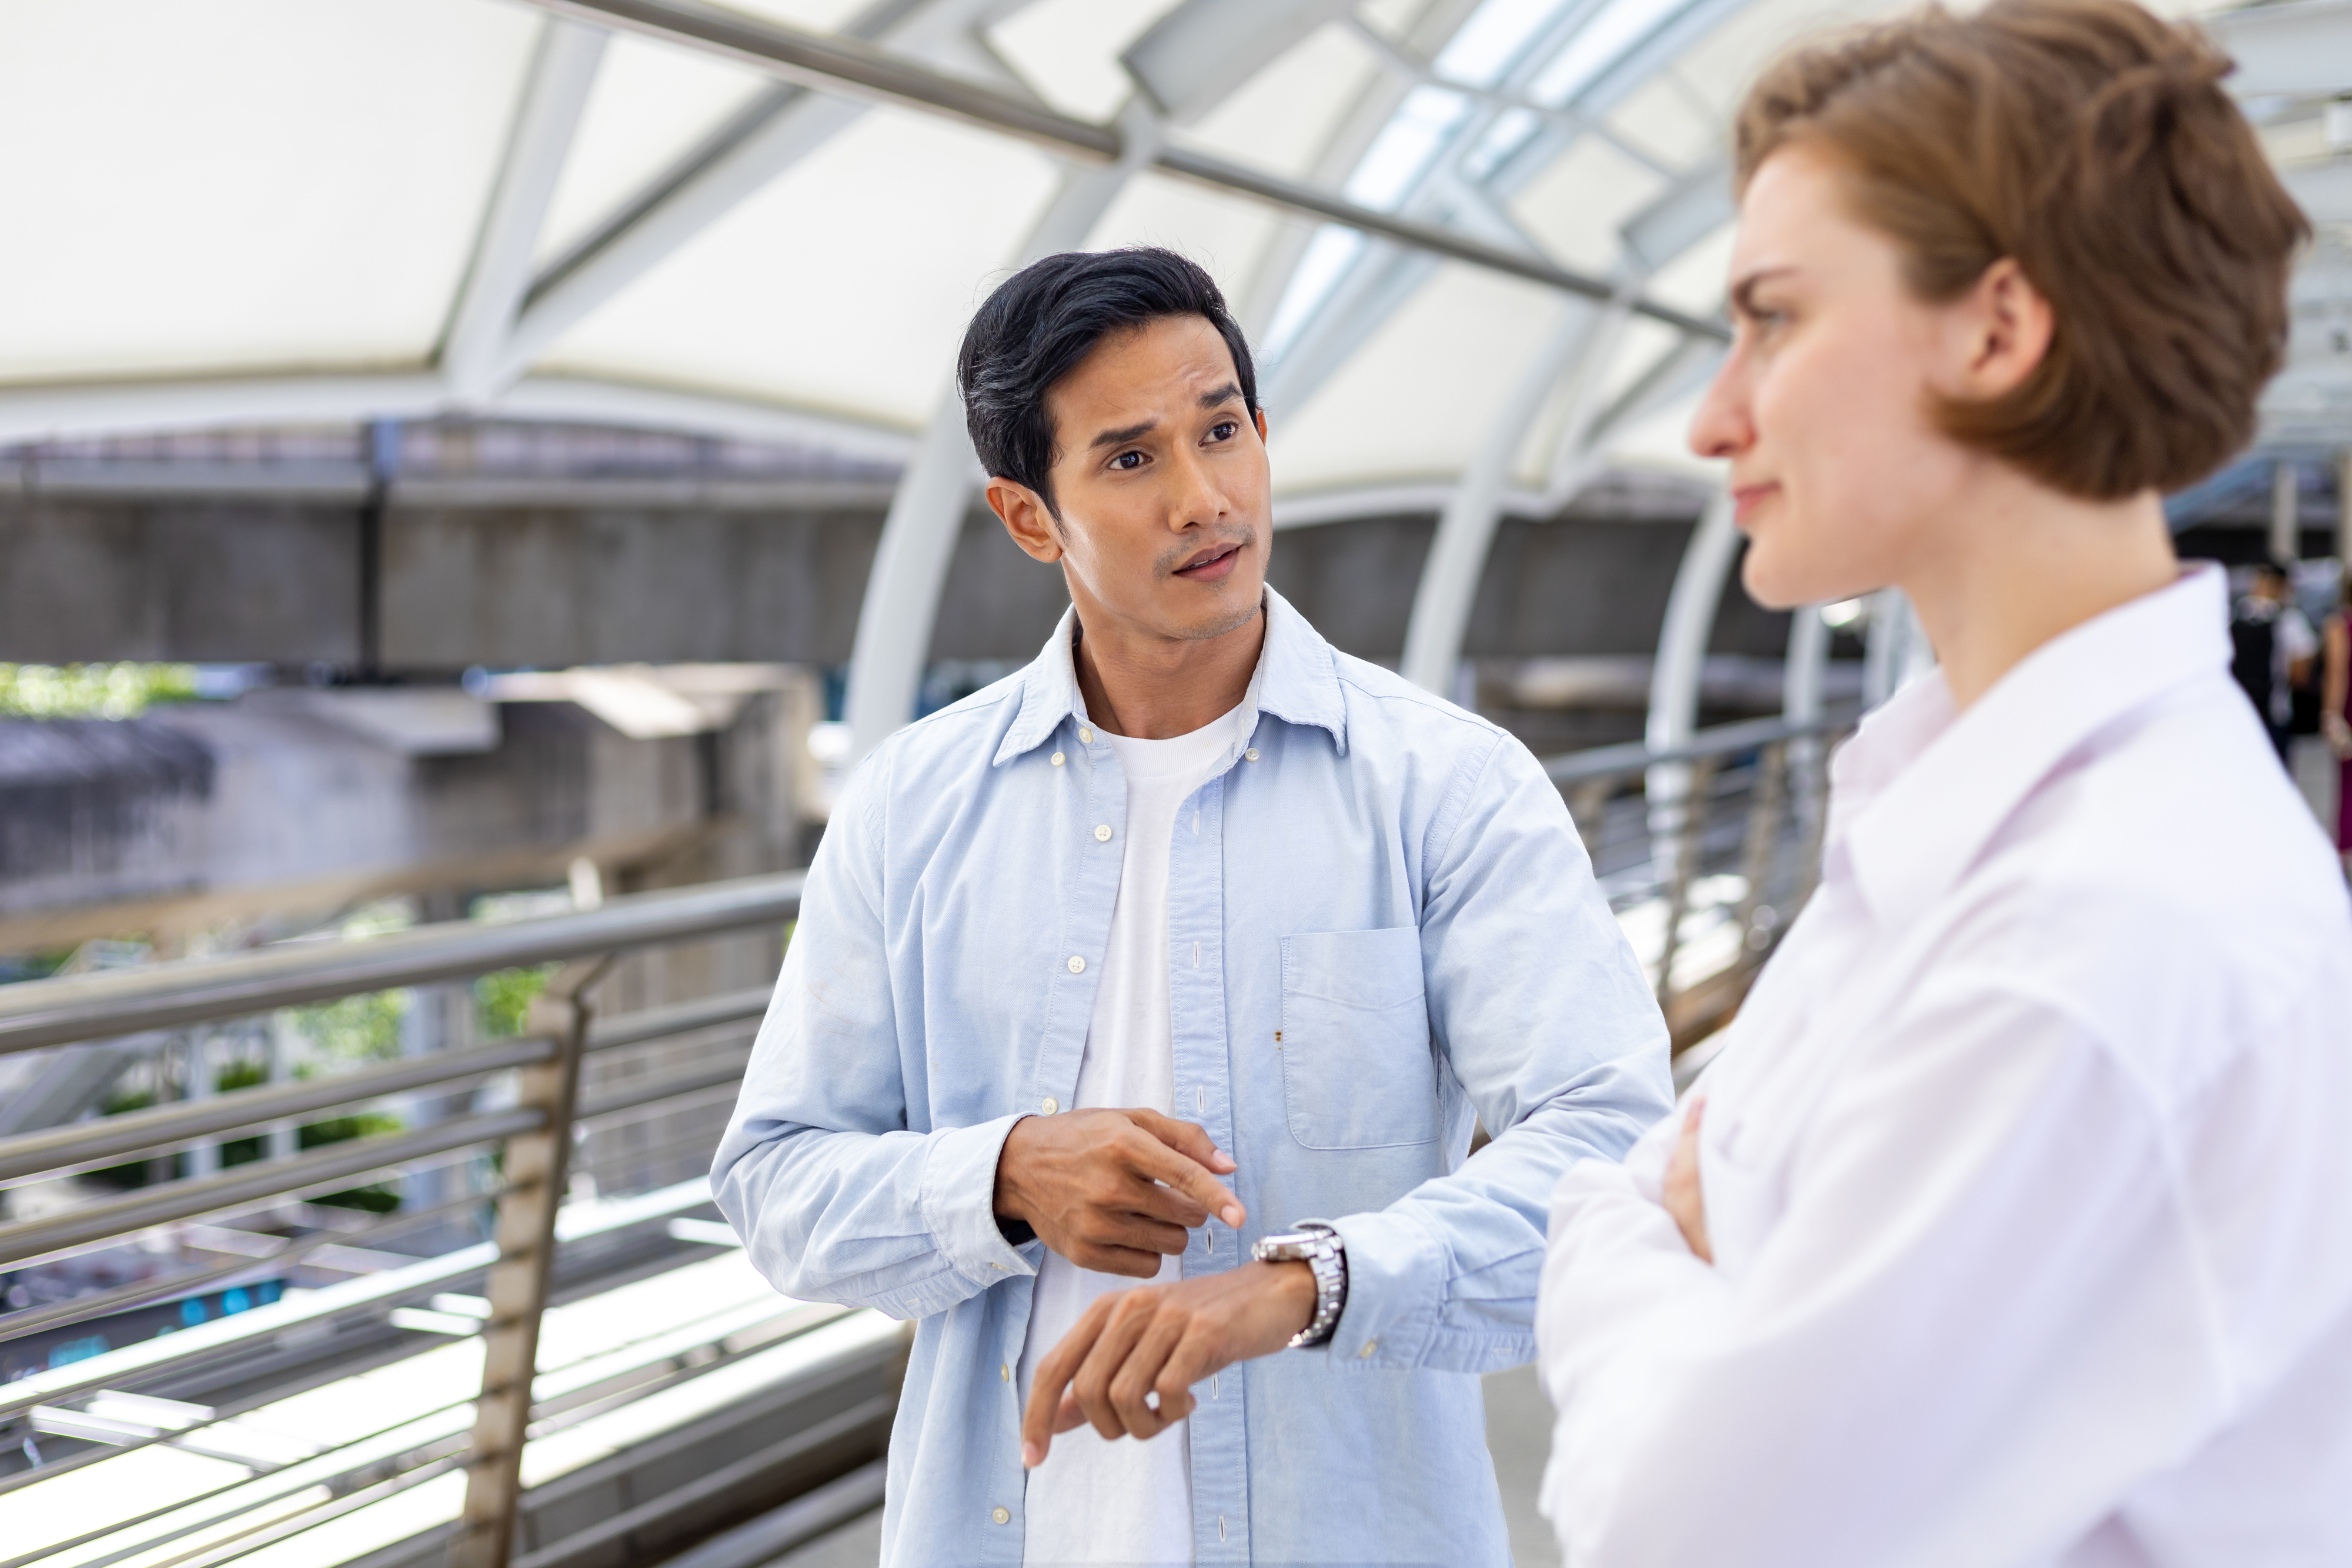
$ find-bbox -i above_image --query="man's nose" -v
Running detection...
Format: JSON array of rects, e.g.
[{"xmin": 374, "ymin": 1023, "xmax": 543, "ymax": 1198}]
[{"xmin": 1167, "ymin": 447, "xmax": 1227, "ymax": 530}]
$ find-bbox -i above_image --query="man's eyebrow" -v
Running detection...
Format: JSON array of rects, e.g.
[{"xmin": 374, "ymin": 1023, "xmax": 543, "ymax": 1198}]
[
  {"xmin": 1088, "ymin": 419, "xmax": 1156, "ymax": 451},
  {"xmin": 1198, "ymin": 382, "xmax": 1242, "ymax": 410},
  {"xmin": 1728, "ymin": 266, "xmax": 1795, "ymax": 319}
]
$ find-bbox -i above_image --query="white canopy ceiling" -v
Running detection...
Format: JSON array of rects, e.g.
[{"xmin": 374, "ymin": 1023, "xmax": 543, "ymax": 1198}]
[{"xmin": 0, "ymin": 0, "xmax": 2344, "ymax": 507}]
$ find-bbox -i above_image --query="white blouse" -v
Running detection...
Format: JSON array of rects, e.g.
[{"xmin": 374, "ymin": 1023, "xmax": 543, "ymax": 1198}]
[{"xmin": 1538, "ymin": 567, "xmax": 2352, "ymax": 1567}]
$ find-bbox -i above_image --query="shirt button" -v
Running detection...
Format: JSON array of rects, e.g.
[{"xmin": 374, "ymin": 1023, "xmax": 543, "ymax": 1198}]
[
  {"xmin": 993, "ymin": 1506, "xmax": 1011, "ymax": 1525},
  {"xmin": 1078, "ymin": 727, "xmax": 1094, "ymax": 744},
  {"xmin": 1244, "ymin": 747, "xmax": 1259, "ymax": 761},
  {"xmin": 1359, "ymin": 1340, "xmax": 1377, "ymax": 1358},
  {"xmin": 1067, "ymin": 955, "xmax": 1085, "ymax": 974},
  {"xmin": 1051, "ymin": 751, "xmax": 1064, "ymax": 767},
  {"xmin": 1001, "ymin": 1363, "xmax": 1011, "ymax": 1382},
  {"xmin": 1041, "ymin": 1096, "xmax": 1058, "ymax": 1114},
  {"xmin": 1093, "ymin": 823, "xmax": 1112, "ymax": 842}
]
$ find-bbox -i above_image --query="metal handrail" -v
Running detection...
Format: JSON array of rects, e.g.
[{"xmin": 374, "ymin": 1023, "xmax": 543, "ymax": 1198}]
[
  {"xmin": 0, "ymin": 1034, "xmax": 557, "ymax": 1185},
  {"xmin": 0, "ymin": 871, "xmax": 806, "ymax": 1057},
  {"xmin": 0, "ymin": 1108, "xmax": 544, "ymax": 1272},
  {"xmin": 1542, "ymin": 708, "xmax": 1858, "ymax": 785}
]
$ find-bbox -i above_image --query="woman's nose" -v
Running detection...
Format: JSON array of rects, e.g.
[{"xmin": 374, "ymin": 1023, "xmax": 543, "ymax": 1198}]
[{"xmin": 1688, "ymin": 357, "xmax": 1753, "ymax": 461}]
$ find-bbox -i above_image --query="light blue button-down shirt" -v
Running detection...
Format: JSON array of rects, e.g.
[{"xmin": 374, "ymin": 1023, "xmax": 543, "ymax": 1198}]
[{"xmin": 713, "ymin": 589, "xmax": 1670, "ymax": 1566}]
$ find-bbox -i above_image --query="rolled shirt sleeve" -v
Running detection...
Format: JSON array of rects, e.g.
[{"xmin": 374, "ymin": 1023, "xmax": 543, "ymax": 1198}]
[{"xmin": 1329, "ymin": 730, "xmax": 1674, "ymax": 1372}]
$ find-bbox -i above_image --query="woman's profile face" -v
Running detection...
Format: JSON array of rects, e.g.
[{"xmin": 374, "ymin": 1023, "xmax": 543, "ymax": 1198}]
[{"xmin": 1689, "ymin": 143, "xmax": 1983, "ymax": 611}]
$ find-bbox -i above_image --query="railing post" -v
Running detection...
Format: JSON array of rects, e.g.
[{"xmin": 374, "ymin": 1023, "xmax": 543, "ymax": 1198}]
[
  {"xmin": 1733, "ymin": 741, "xmax": 1789, "ymax": 968},
  {"xmin": 449, "ymin": 954, "xmax": 612, "ymax": 1568},
  {"xmin": 1652, "ymin": 753, "xmax": 1719, "ymax": 1009}
]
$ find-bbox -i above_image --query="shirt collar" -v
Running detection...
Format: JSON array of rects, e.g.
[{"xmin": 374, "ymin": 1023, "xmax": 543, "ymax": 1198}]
[
  {"xmin": 1837, "ymin": 564, "xmax": 2230, "ymax": 928},
  {"xmin": 991, "ymin": 585, "xmax": 1348, "ymax": 765}
]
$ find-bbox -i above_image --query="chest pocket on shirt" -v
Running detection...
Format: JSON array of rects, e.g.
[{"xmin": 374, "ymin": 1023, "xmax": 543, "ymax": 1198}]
[{"xmin": 1278, "ymin": 928, "xmax": 1439, "ymax": 1150}]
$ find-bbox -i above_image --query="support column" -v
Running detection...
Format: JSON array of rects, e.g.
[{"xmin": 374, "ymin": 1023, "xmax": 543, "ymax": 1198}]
[
  {"xmin": 2271, "ymin": 457, "xmax": 2301, "ymax": 567},
  {"xmin": 1645, "ymin": 489, "xmax": 1740, "ymax": 907},
  {"xmin": 2338, "ymin": 450, "xmax": 2352, "ymax": 570},
  {"xmin": 449, "ymin": 954, "xmax": 612, "ymax": 1568},
  {"xmin": 843, "ymin": 122, "xmax": 1161, "ymax": 760},
  {"xmin": 1399, "ymin": 296, "xmax": 1597, "ymax": 693}
]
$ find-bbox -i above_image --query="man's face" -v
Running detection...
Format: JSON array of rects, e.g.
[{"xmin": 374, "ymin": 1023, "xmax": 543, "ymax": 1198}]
[{"xmin": 989, "ymin": 313, "xmax": 1272, "ymax": 646}]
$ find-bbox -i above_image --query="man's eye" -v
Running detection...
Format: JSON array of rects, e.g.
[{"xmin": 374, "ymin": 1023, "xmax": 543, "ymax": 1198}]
[
  {"xmin": 1207, "ymin": 422, "xmax": 1237, "ymax": 442},
  {"xmin": 1111, "ymin": 450, "xmax": 1145, "ymax": 471}
]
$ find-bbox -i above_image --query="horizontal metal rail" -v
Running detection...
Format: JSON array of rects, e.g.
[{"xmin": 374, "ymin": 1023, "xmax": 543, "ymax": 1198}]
[
  {"xmin": 0, "ymin": 1108, "xmax": 542, "ymax": 1272},
  {"xmin": 524, "ymin": 0, "xmax": 1731, "ymax": 343},
  {"xmin": 1543, "ymin": 710, "xmax": 1855, "ymax": 785},
  {"xmin": 0, "ymin": 1034, "xmax": 557, "ymax": 1185},
  {"xmin": 585, "ymin": 985, "xmax": 770, "ymax": 1052},
  {"xmin": 0, "ymin": 871, "xmax": 803, "ymax": 1057}
]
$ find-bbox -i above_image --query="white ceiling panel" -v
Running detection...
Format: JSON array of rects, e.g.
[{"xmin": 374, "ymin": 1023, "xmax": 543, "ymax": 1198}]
[
  {"xmin": 537, "ymin": 105, "xmax": 1062, "ymax": 430},
  {"xmin": 1268, "ymin": 262, "xmax": 1561, "ymax": 492},
  {"xmin": 0, "ymin": 0, "xmax": 534, "ymax": 386}
]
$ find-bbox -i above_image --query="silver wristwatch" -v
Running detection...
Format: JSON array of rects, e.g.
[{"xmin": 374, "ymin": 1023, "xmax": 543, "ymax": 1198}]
[{"xmin": 1251, "ymin": 1220, "xmax": 1347, "ymax": 1349}]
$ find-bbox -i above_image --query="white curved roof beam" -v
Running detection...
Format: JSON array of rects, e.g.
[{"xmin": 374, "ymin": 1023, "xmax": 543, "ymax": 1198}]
[
  {"xmin": 490, "ymin": 0, "xmax": 995, "ymax": 393},
  {"xmin": 1235, "ymin": 9, "xmax": 1439, "ymax": 336},
  {"xmin": 522, "ymin": 0, "xmax": 1725, "ymax": 338},
  {"xmin": 440, "ymin": 21, "xmax": 610, "ymax": 404}
]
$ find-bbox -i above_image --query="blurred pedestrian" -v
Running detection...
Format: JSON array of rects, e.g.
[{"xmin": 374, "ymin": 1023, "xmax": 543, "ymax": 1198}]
[
  {"xmin": 1536, "ymin": 3, "xmax": 2352, "ymax": 1566},
  {"xmin": 2323, "ymin": 574, "xmax": 2351, "ymax": 875},
  {"xmin": 2231, "ymin": 561, "xmax": 2317, "ymax": 760}
]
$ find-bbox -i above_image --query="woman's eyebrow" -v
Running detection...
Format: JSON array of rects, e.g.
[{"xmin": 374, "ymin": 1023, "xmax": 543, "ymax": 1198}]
[{"xmin": 1729, "ymin": 266, "xmax": 1797, "ymax": 318}]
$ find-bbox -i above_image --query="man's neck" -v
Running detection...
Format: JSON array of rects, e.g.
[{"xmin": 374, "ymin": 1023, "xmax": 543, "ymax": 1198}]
[{"xmin": 1072, "ymin": 605, "xmax": 1265, "ymax": 740}]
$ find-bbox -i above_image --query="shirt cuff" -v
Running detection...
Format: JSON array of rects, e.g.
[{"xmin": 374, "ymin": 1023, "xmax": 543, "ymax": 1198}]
[
  {"xmin": 917, "ymin": 1114, "xmax": 1039, "ymax": 1285},
  {"xmin": 1324, "ymin": 1208, "xmax": 1447, "ymax": 1370}
]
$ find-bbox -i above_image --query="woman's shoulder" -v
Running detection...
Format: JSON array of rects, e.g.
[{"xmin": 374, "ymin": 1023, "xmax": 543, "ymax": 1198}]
[{"xmin": 1953, "ymin": 675, "xmax": 2350, "ymax": 1086}]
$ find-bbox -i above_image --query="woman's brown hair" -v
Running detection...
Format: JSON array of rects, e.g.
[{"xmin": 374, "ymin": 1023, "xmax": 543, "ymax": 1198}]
[{"xmin": 1736, "ymin": 0, "xmax": 2307, "ymax": 498}]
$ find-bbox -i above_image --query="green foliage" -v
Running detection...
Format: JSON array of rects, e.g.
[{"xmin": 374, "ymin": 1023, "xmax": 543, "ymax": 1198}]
[
  {"xmin": 292, "ymin": 989, "xmax": 407, "ymax": 1064},
  {"xmin": 475, "ymin": 964, "xmax": 560, "ymax": 1040},
  {"xmin": 0, "ymin": 663, "xmax": 197, "ymax": 719}
]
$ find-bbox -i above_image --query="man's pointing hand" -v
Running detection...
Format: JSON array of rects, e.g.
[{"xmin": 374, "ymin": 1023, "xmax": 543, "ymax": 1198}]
[{"xmin": 993, "ymin": 1107, "xmax": 1244, "ymax": 1276}]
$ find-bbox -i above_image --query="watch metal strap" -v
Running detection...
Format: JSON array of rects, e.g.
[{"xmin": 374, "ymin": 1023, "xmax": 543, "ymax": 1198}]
[{"xmin": 1253, "ymin": 1219, "xmax": 1346, "ymax": 1349}]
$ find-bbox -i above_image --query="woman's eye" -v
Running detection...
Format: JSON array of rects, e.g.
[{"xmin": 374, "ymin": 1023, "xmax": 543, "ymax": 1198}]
[{"xmin": 1111, "ymin": 450, "xmax": 1145, "ymax": 471}]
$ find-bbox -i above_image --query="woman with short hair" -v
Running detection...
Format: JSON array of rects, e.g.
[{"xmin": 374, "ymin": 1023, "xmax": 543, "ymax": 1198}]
[{"xmin": 1535, "ymin": 2, "xmax": 2352, "ymax": 1563}]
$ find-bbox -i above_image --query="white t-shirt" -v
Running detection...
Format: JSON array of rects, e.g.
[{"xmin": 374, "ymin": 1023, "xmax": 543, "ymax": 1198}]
[{"xmin": 1018, "ymin": 701, "xmax": 1249, "ymax": 1568}]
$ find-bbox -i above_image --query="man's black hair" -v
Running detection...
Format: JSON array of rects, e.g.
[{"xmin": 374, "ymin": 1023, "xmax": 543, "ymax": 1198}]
[{"xmin": 956, "ymin": 247, "xmax": 1258, "ymax": 518}]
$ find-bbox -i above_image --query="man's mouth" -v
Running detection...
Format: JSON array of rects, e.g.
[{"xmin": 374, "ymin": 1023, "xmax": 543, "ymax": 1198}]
[{"xmin": 1172, "ymin": 541, "xmax": 1245, "ymax": 583}]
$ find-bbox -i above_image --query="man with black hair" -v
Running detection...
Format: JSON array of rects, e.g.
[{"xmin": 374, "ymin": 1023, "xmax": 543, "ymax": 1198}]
[{"xmin": 714, "ymin": 247, "xmax": 1668, "ymax": 1566}]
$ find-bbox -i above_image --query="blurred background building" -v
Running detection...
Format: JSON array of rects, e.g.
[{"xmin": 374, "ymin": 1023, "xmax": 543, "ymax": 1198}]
[{"xmin": 0, "ymin": 1, "xmax": 2344, "ymax": 1566}]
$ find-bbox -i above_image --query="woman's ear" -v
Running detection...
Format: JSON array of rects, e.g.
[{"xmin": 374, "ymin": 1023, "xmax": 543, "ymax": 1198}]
[
  {"xmin": 1952, "ymin": 256, "xmax": 2056, "ymax": 400},
  {"xmin": 987, "ymin": 477, "xmax": 1065, "ymax": 564}
]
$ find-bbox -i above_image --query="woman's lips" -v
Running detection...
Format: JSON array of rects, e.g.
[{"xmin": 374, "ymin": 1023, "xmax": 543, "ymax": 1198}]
[
  {"xmin": 1730, "ymin": 484, "xmax": 1779, "ymax": 526},
  {"xmin": 1174, "ymin": 543, "xmax": 1242, "ymax": 583}
]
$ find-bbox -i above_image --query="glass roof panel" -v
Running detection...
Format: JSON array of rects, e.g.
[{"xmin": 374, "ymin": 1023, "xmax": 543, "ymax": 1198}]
[
  {"xmin": 1437, "ymin": 0, "xmax": 1576, "ymax": 86},
  {"xmin": 0, "ymin": 0, "xmax": 534, "ymax": 386},
  {"xmin": 538, "ymin": 105, "xmax": 1062, "ymax": 429},
  {"xmin": 1346, "ymin": 84, "xmax": 1477, "ymax": 206},
  {"xmin": 534, "ymin": 34, "xmax": 774, "ymax": 269}
]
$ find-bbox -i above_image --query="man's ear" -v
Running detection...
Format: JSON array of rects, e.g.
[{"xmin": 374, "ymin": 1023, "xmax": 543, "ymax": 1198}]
[
  {"xmin": 988, "ymin": 477, "xmax": 1064, "ymax": 564},
  {"xmin": 1254, "ymin": 406, "xmax": 1268, "ymax": 444},
  {"xmin": 1952, "ymin": 256, "xmax": 2054, "ymax": 400}
]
